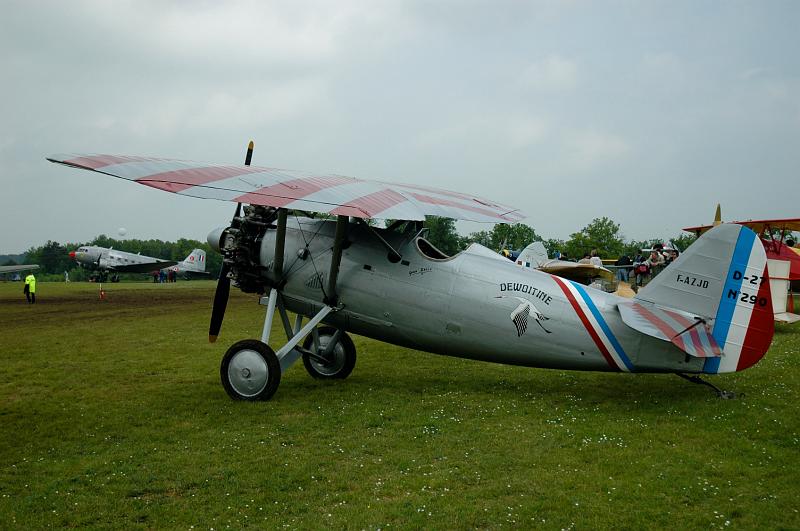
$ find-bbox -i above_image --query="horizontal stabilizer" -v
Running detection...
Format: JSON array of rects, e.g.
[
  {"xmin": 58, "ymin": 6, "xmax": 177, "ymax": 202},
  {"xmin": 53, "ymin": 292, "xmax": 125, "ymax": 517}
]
[
  {"xmin": 774, "ymin": 312, "xmax": 800, "ymax": 324},
  {"xmin": 618, "ymin": 300, "xmax": 722, "ymax": 358}
]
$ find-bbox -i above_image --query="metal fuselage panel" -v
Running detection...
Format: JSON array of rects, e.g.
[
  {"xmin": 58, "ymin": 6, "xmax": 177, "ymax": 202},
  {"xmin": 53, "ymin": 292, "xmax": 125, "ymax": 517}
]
[
  {"xmin": 73, "ymin": 246, "xmax": 168, "ymax": 271},
  {"xmin": 259, "ymin": 219, "xmax": 703, "ymax": 374}
]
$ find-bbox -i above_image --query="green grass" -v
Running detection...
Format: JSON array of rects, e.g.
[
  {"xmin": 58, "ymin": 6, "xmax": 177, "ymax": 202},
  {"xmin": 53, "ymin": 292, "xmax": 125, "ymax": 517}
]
[{"xmin": 1, "ymin": 281, "xmax": 799, "ymax": 529}]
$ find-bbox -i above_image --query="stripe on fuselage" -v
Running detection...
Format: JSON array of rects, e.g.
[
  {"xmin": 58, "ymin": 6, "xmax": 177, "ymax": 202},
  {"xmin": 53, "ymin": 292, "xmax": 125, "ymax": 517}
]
[{"xmin": 553, "ymin": 277, "xmax": 634, "ymax": 372}]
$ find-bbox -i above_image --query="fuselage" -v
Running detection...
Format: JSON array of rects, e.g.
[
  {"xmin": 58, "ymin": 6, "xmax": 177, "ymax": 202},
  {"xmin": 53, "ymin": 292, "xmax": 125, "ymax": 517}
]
[
  {"xmin": 250, "ymin": 218, "xmax": 702, "ymax": 374},
  {"xmin": 70, "ymin": 246, "xmax": 169, "ymax": 271}
]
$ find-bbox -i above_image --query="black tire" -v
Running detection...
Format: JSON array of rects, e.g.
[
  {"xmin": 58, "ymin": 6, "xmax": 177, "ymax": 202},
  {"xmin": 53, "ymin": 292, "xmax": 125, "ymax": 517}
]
[
  {"xmin": 220, "ymin": 339, "xmax": 281, "ymax": 401},
  {"xmin": 302, "ymin": 326, "xmax": 356, "ymax": 379}
]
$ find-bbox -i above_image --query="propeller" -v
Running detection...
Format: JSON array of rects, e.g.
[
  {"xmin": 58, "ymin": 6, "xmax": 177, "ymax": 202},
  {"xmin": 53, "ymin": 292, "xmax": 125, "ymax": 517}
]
[{"xmin": 209, "ymin": 141, "xmax": 253, "ymax": 343}]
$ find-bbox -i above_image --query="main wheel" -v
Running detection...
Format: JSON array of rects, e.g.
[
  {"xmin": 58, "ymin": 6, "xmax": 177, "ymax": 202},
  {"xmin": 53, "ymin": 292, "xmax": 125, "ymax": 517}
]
[
  {"xmin": 220, "ymin": 339, "xmax": 281, "ymax": 401},
  {"xmin": 302, "ymin": 326, "xmax": 356, "ymax": 379}
]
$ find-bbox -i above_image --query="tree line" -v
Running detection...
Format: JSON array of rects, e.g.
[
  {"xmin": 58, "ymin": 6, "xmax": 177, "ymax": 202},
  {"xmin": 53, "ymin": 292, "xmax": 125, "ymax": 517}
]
[
  {"xmin": 424, "ymin": 216, "xmax": 698, "ymax": 260},
  {"xmin": 7, "ymin": 217, "xmax": 698, "ymax": 281}
]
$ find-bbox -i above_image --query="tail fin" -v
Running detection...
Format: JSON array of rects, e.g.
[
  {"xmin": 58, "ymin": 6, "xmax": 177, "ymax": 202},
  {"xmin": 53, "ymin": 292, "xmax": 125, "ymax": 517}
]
[
  {"xmin": 619, "ymin": 224, "xmax": 773, "ymax": 373},
  {"xmin": 518, "ymin": 241, "xmax": 549, "ymax": 267},
  {"xmin": 182, "ymin": 249, "xmax": 206, "ymax": 272}
]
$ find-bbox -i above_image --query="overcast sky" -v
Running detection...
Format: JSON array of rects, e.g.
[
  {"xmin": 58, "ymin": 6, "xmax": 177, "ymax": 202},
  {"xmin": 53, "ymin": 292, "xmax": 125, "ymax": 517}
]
[{"xmin": 1, "ymin": 0, "xmax": 798, "ymax": 253}]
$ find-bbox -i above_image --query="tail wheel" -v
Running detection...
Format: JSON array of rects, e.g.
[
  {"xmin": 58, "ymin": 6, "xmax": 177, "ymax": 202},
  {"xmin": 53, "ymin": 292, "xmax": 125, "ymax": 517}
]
[
  {"xmin": 220, "ymin": 339, "xmax": 281, "ymax": 400},
  {"xmin": 302, "ymin": 326, "xmax": 356, "ymax": 379}
]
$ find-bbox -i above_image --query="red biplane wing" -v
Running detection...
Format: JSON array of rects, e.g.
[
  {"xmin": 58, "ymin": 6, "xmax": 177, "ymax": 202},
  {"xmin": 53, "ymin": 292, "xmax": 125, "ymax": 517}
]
[
  {"xmin": 47, "ymin": 154, "xmax": 525, "ymax": 223},
  {"xmin": 684, "ymin": 218, "xmax": 800, "ymax": 236}
]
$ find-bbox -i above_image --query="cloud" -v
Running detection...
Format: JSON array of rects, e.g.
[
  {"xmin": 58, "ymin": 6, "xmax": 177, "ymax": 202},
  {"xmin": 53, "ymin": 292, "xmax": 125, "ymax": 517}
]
[
  {"xmin": 563, "ymin": 129, "xmax": 632, "ymax": 171},
  {"xmin": 518, "ymin": 55, "xmax": 578, "ymax": 92},
  {"xmin": 1, "ymin": 1, "xmax": 799, "ymax": 251},
  {"xmin": 414, "ymin": 114, "xmax": 548, "ymax": 151}
]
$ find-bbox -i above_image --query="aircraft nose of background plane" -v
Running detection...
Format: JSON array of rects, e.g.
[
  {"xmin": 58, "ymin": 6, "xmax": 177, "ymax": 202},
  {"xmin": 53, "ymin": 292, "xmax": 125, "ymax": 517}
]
[{"xmin": 69, "ymin": 251, "xmax": 76, "ymax": 259}]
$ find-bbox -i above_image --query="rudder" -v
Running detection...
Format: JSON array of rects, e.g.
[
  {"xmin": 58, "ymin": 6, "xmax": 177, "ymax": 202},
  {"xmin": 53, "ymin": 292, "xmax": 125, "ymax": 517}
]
[
  {"xmin": 518, "ymin": 241, "xmax": 549, "ymax": 267},
  {"xmin": 183, "ymin": 249, "xmax": 207, "ymax": 272},
  {"xmin": 632, "ymin": 224, "xmax": 773, "ymax": 373}
]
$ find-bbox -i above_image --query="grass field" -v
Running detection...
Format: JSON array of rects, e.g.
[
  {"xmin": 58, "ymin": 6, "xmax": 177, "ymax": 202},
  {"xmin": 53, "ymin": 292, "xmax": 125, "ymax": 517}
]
[{"xmin": 1, "ymin": 281, "xmax": 799, "ymax": 529}]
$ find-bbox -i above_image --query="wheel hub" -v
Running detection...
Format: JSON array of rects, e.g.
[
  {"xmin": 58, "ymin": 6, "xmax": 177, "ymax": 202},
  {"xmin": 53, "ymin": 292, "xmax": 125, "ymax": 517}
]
[
  {"xmin": 310, "ymin": 337, "xmax": 345, "ymax": 375},
  {"xmin": 227, "ymin": 349, "xmax": 269, "ymax": 397}
]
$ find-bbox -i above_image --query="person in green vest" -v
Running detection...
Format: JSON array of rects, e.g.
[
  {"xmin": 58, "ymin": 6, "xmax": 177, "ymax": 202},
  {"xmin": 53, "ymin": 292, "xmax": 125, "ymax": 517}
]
[{"xmin": 24, "ymin": 273, "xmax": 36, "ymax": 304}]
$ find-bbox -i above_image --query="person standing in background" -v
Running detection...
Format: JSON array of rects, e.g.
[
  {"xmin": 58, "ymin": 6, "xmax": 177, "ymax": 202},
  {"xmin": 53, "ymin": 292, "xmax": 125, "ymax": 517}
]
[{"xmin": 24, "ymin": 273, "xmax": 36, "ymax": 304}]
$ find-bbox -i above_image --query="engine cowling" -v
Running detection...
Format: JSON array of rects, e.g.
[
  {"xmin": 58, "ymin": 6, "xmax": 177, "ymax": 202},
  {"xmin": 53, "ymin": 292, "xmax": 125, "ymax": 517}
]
[{"xmin": 208, "ymin": 205, "xmax": 277, "ymax": 294}]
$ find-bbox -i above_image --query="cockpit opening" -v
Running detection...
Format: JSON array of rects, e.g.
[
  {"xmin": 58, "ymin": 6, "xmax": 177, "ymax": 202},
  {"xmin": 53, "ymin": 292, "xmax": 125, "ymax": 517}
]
[{"xmin": 415, "ymin": 237, "xmax": 451, "ymax": 260}]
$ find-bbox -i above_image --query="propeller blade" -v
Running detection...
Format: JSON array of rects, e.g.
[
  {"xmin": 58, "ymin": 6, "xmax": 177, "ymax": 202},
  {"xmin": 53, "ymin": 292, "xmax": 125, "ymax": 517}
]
[
  {"xmin": 209, "ymin": 262, "xmax": 230, "ymax": 343},
  {"xmin": 208, "ymin": 141, "xmax": 252, "ymax": 343}
]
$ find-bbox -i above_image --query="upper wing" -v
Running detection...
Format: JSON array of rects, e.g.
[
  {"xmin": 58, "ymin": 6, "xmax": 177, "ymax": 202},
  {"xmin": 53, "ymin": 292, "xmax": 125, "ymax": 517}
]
[
  {"xmin": 109, "ymin": 261, "xmax": 178, "ymax": 273},
  {"xmin": 684, "ymin": 218, "xmax": 800, "ymax": 236},
  {"xmin": 47, "ymin": 154, "xmax": 525, "ymax": 223},
  {"xmin": 0, "ymin": 264, "xmax": 39, "ymax": 274},
  {"xmin": 732, "ymin": 218, "xmax": 800, "ymax": 234}
]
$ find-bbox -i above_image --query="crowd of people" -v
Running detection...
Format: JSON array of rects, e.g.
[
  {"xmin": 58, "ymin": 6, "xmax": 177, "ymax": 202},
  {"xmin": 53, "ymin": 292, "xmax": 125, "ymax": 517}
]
[
  {"xmin": 549, "ymin": 244, "xmax": 681, "ymax": 291},
  {"xmin": 614, "ymin": 244, "xmax": 680, "ymax": 290},
  {"xmin": 152, "ymin": 269, "xmax": 178, "ymax": 283}
]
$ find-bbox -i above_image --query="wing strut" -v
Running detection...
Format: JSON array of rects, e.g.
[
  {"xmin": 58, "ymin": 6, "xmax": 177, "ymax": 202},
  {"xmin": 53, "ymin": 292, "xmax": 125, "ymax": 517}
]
[
  {"xmin": 325, "ymin": 215, "xmax": 348, "ymax": 307},
  {"xmin": 257, "ymin": 210, "xmax": 348, "ymax": 374},
  {"xmin": 273, "ymin": 208, "xmax": 287, "ymax": 284}
]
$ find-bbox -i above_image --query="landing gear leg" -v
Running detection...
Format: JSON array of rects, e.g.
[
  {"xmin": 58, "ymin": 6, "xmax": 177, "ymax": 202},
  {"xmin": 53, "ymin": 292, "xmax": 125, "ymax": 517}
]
[
  {"xmin": 676, "ymin": 373, "xmax": 737, "ymax": 399},
  {"xmin": 258, "ymin": 290, "xmax": 336, "ymax": 373}
]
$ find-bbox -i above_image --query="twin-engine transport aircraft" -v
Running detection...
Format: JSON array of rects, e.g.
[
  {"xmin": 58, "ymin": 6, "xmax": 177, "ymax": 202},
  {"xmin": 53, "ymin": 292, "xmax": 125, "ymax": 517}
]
[
  {"xmin": 69, "ymin": 246, "xmax": 205, "ymax": 281},
  {"xmin": 48, "ymin": 146, "xmax": 774, "ymax": 401},
  {"xmin": 70, "ymin": 245, "xmax": 177, "ymax": 281}
]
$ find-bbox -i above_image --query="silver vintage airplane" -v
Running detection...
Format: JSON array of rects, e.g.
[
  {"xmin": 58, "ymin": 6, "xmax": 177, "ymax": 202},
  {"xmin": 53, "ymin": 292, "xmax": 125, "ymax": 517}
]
[
  {"xmin": 48, "ymin": 145, "xmax": 774, "ymax": 400},
  {"xmin": 0, "ymin": 264, "xmax": 40, "ymax": 275},
  {"xmin": 70, "ymin": 246, "xmax": 206, "ymax": 281}
]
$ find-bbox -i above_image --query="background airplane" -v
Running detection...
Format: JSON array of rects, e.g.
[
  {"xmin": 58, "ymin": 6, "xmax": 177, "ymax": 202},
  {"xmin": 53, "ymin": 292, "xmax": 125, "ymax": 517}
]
[
  {"xmin": 684, "ymin": 206, "xmax": 800, "ymax": 281},
  {"xmin": 684, "ymin": 206, "xmax": 800, "ymax": 324},
  {"xmin": 165, "ymin": 249, "xmax": 209, "ymax": 278},
  {"xmin": 68, "ymin": 246, "xmax": 204, "ymax": 281},
  {"xmin": 0, "ymin": 264, "xmax": 40, "ymax": 274},
  {"xmin": 513, "ymin": 241, "xmax": 615, "ymax": 287}
]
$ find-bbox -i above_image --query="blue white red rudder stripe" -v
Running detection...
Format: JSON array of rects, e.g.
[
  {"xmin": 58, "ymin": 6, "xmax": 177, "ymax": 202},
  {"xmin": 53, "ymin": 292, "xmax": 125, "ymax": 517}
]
[{"xmin": 704, "ymin": 226, "xmax": 774, "ymax": 373}]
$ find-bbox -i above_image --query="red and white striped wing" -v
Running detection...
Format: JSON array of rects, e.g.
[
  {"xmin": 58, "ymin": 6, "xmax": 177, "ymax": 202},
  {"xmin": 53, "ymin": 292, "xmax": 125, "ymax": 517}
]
[{"xmin": 47, "ymin": 154, "xmax": 525, "ymax": 223}]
